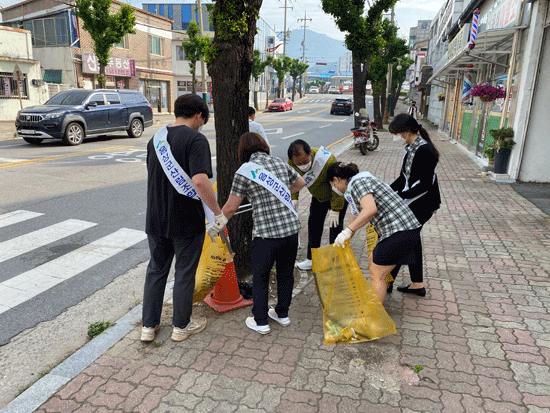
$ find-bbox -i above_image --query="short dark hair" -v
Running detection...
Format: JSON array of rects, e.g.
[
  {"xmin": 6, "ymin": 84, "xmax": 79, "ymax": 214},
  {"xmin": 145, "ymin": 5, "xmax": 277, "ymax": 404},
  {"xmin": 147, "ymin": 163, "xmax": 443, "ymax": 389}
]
[
  {"xmin": 248, "ymin": 106, "xmax": 256, "ymax": 117},
  {"xmin": 238, "ymin": 132, "xmax": 270, "ymax": 163},
  {"xmin": 174, "ymin": 94, "xmax": 209, "ymax": 124},
  {"xmin": 411, "ymin": 101, "xmax": 416, "ymax": 105},
  {"xmin": 327, "ymin": 162, "xmax": 359, "ymax": 181},
  {"xmin": 287, "ymin": 139, "xmax": 311, "ymax": 160}
]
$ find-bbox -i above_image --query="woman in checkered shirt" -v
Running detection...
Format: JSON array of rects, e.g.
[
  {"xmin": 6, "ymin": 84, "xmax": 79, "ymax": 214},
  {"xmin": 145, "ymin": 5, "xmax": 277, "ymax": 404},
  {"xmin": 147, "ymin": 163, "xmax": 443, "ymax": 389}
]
[
  {"xmin": 388, "ymin": 114, "xmax": 441, "ymax": 297},
  {"xmin": 220, "ymin": 132, "xmax": 306, "ymax": 335},
  {"xmin": 328, "ymin": 162, "xmax": 422, "ymax": 304}
]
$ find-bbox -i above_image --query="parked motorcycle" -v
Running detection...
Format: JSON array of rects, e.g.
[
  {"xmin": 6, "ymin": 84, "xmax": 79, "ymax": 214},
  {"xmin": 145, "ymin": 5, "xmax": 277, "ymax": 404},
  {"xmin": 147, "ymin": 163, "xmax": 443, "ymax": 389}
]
[{"xmin": 351, "ymin": 108, "xmax": 379, "ymax": 155}]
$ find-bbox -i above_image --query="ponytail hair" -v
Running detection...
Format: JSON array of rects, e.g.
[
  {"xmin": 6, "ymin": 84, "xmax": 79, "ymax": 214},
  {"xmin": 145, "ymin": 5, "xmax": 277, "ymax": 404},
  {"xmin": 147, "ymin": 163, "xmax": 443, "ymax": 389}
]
[
  {"xmin": 389, "ymin": 113, "xmax": 439, "ymax": 160},
  {"xmin": 327, "ymin": 162, "xmax": 359, "ymax": 181}
]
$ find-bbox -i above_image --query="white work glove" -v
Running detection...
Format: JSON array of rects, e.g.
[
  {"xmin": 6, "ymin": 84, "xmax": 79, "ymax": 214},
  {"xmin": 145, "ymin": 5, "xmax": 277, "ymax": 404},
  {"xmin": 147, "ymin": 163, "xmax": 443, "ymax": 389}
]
[
  {"xmin": 334, "ymin": 228, "xmax": 353, "ymax": 247},
  {"xmin": 206, "ymin": 213, "xmax": 228, "ymax": 242},
  {"xmin": 292, "ymin": 200, "xmax": 298, "ymax": 211},
  {"xmin": 327, "ymin": 210, "xmax": 339, "ymax": 228}
]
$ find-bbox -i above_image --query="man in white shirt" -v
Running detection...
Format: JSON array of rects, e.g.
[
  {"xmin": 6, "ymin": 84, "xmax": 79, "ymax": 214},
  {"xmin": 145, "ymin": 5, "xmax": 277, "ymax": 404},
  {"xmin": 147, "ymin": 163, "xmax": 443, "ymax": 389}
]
[{"xmin": 248, "ymin": 107, "xmax": 270, "ymax": 147}]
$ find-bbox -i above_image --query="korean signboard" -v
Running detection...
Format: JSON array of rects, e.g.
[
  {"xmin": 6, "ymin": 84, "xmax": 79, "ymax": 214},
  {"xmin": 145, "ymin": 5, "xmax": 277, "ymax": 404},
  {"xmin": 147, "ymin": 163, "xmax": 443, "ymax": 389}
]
[
  {"xmin": 448, "ymin": 24, "xmax": 470, "ymax": 60},
  {"xmin": 483, "ymin": 0, "xmax": 521, "ymax": 30},
  {"xmin": 82, "ymin": 51, "xmax": 136, "ymax": 77}
]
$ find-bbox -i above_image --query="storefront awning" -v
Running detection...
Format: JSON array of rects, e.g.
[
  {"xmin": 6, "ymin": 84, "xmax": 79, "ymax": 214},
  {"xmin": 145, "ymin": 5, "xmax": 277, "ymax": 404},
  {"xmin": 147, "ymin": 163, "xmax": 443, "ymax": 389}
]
[{"xmin": 427, "ymin": 26, "xmax": 525, "ymax": 84}]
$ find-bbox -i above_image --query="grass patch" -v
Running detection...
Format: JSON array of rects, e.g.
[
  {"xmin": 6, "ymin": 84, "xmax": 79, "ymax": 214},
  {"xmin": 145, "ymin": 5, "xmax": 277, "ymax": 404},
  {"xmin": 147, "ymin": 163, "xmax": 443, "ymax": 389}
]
[
  {"xmin": 412, "ymin": 365, "xmax": 423, "ymax": 373},
  {"xmin": 88, "ymin": 321, "xmax": 115, "ymax": 339}
]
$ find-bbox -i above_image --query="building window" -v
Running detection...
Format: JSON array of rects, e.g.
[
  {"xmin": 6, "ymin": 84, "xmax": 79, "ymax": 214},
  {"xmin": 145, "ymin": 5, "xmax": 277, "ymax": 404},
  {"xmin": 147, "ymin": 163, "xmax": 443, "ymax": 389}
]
[
  {"xmin": 148, "ymin": 35, "xmax": 164, "ymax": 56},
  {"xmin": 0, "ymin": 72, "xmax": 28, "ymax": 99},
  {"xmin": 159, "ymin": 5, "xmax": 164, "ymax": 16},
  {"xmin": 148, "ymin": 4, "xmax": 156, "ymax": 14},
  {"xmin": 114, "ymin": 34, "xmax": 129, "ymax": 49},
  {"xmin": 168, "ymin": 5, "xmax": 173, "ymax": 19},
  {"xmin": 20, "ymin": 15, "xmax": 70, "ymax": 47},
  {"xmin": 182, "ymin": 4, "xmax": 192, "ymax": 30},
  {"xmin": 176, "ymin": 45, "xmax": 186, "ymax": 61}
]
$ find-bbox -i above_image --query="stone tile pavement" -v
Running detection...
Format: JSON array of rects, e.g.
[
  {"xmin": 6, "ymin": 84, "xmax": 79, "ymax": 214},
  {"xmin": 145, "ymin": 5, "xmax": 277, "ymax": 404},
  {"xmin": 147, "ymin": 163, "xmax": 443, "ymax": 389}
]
[{"xmin": 7, "ymin": 122, "xmax": 550, "ymax": 413}]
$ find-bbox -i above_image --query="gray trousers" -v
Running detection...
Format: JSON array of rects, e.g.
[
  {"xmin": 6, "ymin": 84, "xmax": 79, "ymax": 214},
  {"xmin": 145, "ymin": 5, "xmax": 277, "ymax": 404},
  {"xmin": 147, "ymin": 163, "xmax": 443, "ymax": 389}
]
[{"xmin": 142, "ymin": 232, "xmax": 204, "ymax": 328}]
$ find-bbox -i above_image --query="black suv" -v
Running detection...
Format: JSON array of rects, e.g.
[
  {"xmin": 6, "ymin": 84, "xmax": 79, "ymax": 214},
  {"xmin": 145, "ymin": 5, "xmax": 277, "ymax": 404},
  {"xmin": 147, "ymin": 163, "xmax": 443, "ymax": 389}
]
[
  {"xmin": 330, "ymin": 97, "xmax": 353, "ymax": 116},
  {"xmin": 15, "ymin": 89, "xmax": 153, "ymax": 146}
]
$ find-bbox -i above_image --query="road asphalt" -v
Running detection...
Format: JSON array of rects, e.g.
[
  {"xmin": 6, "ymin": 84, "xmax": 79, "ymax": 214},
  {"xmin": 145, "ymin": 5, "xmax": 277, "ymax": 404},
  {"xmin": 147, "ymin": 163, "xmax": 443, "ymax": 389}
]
[{"xmin": 2, "ymin": 103, "xmax": 550, "ymax": 413}]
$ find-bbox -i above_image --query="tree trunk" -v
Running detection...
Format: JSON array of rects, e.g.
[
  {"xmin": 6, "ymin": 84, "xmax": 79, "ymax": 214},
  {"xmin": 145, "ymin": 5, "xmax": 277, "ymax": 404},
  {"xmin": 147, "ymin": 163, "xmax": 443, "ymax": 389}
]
[
  {"xmin": 98, "ymin": 64, "xmax": 106, "ymax": 89},
  {"xmin": 191, "ymin": 67, "xmax": 196, "ymax": 94},
  {"xmin": 351, "ymin": 50, "xmax": 367, "ymax": 127},
  {"xmin": 207, "ymin": 0, "xmax": 261, "ymax": 278},
  {"xmin": 373, "ymin": 87, "xmax": 382, "ymax": 129},
  {"xmin": 253, "ymin": 77, "xmax": 259, "ymax": 110},
  {"xmin": 291, "ymin": 78, "xmax": 296, "ymax": 102}
]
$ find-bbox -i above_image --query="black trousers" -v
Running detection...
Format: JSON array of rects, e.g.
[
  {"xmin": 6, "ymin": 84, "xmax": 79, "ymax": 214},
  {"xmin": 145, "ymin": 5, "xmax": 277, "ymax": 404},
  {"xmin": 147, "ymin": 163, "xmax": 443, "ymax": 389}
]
[
  {"xmin": 306, "ymin": 197, "xmax": 348, "ymax": 260},
  {"xmin": 142, "ymin": 232, "xmax": 204, "ymax": 328},
  {"xmin": 391, "ymin": 211, "xmax": 433, "ymax": 283},
  {"xmin": 251, "ymin": 233, "xmax": 299, "ymax": 326}
]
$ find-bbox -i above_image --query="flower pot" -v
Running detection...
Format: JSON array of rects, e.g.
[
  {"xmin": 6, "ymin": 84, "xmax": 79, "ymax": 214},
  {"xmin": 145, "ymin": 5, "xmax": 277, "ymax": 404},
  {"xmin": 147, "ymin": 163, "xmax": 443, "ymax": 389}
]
[
  {"xmin": 493, "ymin": 148, "xmax": 512, "ymax": 174},
  {"xmin": 479, "ymin": 96, "xmax": 493, "ymax": 103}
]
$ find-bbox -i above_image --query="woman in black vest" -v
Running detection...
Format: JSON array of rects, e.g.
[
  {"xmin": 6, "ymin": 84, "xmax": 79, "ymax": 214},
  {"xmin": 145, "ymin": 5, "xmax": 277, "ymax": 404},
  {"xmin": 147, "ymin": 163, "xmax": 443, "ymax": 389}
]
[{"xmin": 388, "ymin": 113, "xmax": 441, "ymax": 296}]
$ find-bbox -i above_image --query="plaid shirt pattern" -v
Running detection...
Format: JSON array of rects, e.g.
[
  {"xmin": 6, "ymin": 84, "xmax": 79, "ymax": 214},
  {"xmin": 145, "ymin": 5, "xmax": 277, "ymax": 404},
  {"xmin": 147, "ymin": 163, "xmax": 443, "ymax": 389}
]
[
  {"xmin": 230, "ymin": 152, "xmax": 301, "ymax": 239},
  {"xmin": 403, "ymin": 137, "xmax": 428, "ymax": 180},
  {"xmin": 349, "ymin": 175, "xmax": 420, "ymax": 242}
]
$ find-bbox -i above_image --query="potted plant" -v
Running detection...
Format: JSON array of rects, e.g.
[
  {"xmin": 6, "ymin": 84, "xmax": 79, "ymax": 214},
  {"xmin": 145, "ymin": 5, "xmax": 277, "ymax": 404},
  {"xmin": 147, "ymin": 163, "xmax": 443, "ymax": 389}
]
[
  {"xmin": 471, "ymin": 84, "xmax": 506, "ymax": 102},
  {"xmin": 483, "ymin": 127, "xmax": 515, "ymax": 173}
]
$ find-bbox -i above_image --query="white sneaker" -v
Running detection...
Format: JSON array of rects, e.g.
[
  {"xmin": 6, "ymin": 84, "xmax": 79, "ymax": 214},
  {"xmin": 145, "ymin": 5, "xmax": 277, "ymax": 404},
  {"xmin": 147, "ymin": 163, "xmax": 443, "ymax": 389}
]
[
  {"xmin": 268, "ymin": 308, "xmax": 290, "ymax": 326},
  {"xmin": 140, "ymin": 325, "xmax": 160, "ymax": 342},
  {"xmin": 245, "ymin": 317, "xmax": 270, "ymax": 334},
  {"xmin": 296, "ymin": 259, "xmax": 312, "ymax": 270},
  {"xmin": 171, "ymin": 317, "xmax": 207, "ymax": 341}
]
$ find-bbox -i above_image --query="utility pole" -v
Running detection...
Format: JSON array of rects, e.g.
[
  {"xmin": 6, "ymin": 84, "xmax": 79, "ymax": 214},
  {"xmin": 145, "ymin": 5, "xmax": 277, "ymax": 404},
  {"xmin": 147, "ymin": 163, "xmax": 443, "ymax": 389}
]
[
  {"xmin": 197, "ymin": 0, "xmax": 208, "ymax": 103},
  {"xmin": 280, "ymin": 0, "xmax": 292, "ymax": 56},
  {"xmin": 297, "ymin": 11, "xmax": 311, "ymax": 97},
  {"xmin": 382, "ymin": 6, "xmax": 395, "ymax": 125}
]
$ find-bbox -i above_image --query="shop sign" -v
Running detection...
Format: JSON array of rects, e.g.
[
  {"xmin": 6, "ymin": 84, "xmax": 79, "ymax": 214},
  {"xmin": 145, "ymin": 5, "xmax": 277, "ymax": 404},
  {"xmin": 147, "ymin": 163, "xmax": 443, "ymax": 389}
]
[
  {"xmin": 462, "ymin": 72, "xmax": 473, "ymax": 103},
  {"xmin": 484, "ymin": 0, "xmax": 521, "ymax": 30},
  {"xmin": 82, "ymin": 51, "xmax": 136, "ymax": 77},
  {"xmin": 448, "ymin": 24, "xmax": 470, "ymax": 60}
]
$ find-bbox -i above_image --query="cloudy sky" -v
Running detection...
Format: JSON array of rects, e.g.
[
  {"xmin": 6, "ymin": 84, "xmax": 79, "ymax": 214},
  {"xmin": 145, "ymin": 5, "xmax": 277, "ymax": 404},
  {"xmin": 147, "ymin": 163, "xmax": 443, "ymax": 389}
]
[{"xmin": 1, "ymin": 0, "xmax": 441, "ymax": 40}]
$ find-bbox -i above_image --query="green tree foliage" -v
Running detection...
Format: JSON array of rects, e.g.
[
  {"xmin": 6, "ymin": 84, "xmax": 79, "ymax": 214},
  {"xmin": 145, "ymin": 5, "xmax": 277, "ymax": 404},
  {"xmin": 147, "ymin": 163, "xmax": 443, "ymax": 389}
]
[
  {"xmin": 367, "ymin": 20, "xmax": 410, "ymax": 125},
  {"xmin": 74, "ymin": 0, "xmax": 136, "ymax": 88},
  {"xmin": 251, "ymin": 50, "xmax": 271, "ymax": 110},
  {"xmin": 288, "ymin": 59, "xmax": 309, "ymax": 101},
  {"xmin": 206, "ymin": 0, "xmax": 263, "ymax": 277},
  {"xmin": 270, "ymin": 55, "xmax": 292, "ymax": 98},
  {"xmin": 322, "ymin": 0, "xmax": 396, "ymax": 124},
  {"xmin": 182, "ymin": 21, "xmax": 211, "ymax": 94}
]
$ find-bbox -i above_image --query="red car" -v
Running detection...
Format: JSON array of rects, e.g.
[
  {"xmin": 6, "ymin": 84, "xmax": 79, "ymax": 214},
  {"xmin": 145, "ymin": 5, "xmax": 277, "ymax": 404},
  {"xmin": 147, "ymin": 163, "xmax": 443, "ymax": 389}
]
[{"xmin": 268, "ymin": 98, "xmax": 293, "ymax": 112}]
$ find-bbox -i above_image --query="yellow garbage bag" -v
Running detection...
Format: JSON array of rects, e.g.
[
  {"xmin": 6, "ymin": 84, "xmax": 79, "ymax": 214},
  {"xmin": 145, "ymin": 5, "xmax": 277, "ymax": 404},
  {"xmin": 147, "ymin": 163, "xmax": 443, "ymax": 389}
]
[
  {"xmin": 311, "ymin": 243, "xmax": 396, "ymax": 344},
  {"xmin": 193, "ymin": 236, "xmax": 231, "ymax": 303}
]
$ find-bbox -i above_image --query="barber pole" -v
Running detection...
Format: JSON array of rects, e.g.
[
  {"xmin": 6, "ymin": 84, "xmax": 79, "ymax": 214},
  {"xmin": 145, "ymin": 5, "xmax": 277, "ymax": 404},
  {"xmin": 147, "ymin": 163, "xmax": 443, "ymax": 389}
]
[{"xmin": 469, "ymin": 9, "xmax": 480, "ymax": 50}]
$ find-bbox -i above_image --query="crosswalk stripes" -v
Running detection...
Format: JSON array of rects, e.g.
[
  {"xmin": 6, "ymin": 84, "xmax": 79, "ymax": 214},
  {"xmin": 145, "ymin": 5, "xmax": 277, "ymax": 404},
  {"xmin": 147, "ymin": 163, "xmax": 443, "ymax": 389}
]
[
  {"xmin": 0, "ymin": 210, "xmax": 147, "ymax": 315},
  {"xmin": 0, "ymin": 210, "xmax": 43, "ymax": 229},
  {"xmin": 0, "ymin": 219, "xmax": 97, "ymax": 263}
]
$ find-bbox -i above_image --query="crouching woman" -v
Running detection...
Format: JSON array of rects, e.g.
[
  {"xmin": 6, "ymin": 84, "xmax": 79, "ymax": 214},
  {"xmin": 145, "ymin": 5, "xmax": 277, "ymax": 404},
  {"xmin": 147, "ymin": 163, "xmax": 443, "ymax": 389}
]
[{"xmin": 328, "ymin": 162, "xmax": 422, "ymax": 304}]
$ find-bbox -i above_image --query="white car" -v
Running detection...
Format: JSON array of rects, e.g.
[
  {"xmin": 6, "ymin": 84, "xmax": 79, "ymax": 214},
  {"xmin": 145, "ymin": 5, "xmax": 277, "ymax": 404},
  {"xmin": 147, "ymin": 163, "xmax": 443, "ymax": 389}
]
[
  {"xmin": 328, "ymin": 86, "xmax": 341, "ymax": 94},
  {"xmin": 308, "ymin": 87, "xmax": 319, "ymax": 94}
]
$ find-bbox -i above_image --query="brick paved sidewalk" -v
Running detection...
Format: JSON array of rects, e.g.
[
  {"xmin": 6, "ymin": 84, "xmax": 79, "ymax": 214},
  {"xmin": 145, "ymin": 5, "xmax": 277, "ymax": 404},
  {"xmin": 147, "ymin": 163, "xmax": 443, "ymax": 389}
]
[{"xmin": 18, "ymin": 124, "xmax": 550, "ymax": 412}]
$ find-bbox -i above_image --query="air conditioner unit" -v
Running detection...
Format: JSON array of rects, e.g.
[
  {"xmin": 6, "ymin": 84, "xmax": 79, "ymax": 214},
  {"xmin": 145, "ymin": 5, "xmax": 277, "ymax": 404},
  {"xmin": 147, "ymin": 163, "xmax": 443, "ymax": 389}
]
[{"xmin": 32, "ymin": 79, "xmax": 44, "ymax": 86}]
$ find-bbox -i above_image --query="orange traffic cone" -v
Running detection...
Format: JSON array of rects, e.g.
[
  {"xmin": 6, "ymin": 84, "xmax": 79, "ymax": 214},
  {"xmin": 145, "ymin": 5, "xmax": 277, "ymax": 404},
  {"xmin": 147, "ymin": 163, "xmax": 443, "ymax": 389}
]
[{"xmin": 203, "ymin": 228, "xmax": 253, "ymax": 313}]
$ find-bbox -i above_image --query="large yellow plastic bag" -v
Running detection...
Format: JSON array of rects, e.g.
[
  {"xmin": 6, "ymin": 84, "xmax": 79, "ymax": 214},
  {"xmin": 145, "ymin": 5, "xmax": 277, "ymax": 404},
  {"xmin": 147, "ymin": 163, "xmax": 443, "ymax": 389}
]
[
  {"xmin": 311, "ymin": 243, "xmax": 396, "ymax": 344},
  {"xmin": 193, "ymin": 236, "xmax": 230, "ymax": 302}
]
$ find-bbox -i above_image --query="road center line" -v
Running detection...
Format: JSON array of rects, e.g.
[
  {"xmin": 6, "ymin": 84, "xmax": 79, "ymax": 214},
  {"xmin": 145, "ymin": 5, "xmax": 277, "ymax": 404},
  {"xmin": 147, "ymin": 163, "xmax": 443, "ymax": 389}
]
[{"xmin": 319, "ymin": 124, "xmax": 332, "ymax": 129}]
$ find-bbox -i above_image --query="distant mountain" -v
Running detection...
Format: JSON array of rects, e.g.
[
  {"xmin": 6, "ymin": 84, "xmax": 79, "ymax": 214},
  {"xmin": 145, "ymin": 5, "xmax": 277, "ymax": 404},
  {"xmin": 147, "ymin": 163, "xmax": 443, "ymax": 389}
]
[{"xmin": 283, "ymin": 29, "xmax": 348, "ymax": 65}]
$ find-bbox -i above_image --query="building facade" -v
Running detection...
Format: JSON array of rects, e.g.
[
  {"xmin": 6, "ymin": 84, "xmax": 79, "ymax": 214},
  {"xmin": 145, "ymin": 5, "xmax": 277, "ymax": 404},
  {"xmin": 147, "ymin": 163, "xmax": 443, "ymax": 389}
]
[
  {"xmin": 426, "ymin": 0, "xmax": 550, "ymax": 182},
  {"xmin": 1, "ymin": 0, "xmax": 174, "ymax": 113},
  {"xmin": 0, "ymin": 25, "xmax": 48, "ymax": 120}
]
